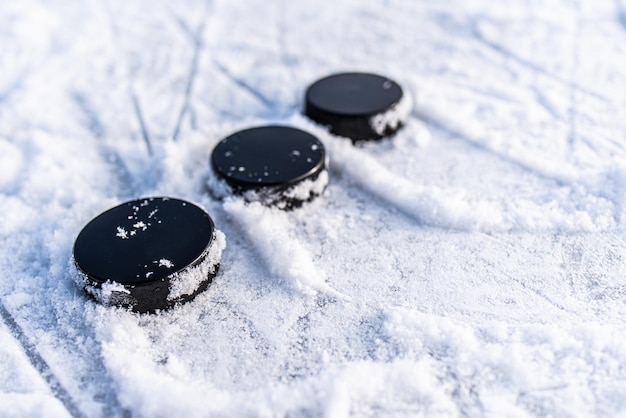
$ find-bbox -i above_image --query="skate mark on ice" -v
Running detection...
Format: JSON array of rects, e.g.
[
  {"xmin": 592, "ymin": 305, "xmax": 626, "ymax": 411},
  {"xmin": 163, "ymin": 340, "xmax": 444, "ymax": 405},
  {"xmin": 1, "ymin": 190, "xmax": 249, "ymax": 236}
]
[
  {"xmin": 501, "ymin": 271, "xmax": 573, "ymax": 315},
  {"xmin": 71, "ymin": 92, "xmax": 136, "ymax": 197},
  {"xmin": 71, "ymin": 93, "xmax": 106, "ymax": 139},
  {"xmin": 615, "ymin": 0, "xmax": 626, "ymax": 33},
  {"xmin": 531, "ymin": 86, "xmax": 565, "ymax": 121},
  {"xmin": 130, "ymin": 90, "xmax": 153, "ymax": 156},
  {"xmin": 567, "ymin": 1, "xmax": 582, "ymax": 154},
  {"xmin": 0, "ymin": 300, "xmax": 87, "ymax": 418},
  {"xmin": 415, "ymin": 109, "xmax": 570, "ymax": 188},
  {"xmin": 470, "ymin": 21, "xmax": 611, "ymax": 104},
  {"xmin": 171, "ymin": 10, "xmax": 208, "ymax": 141},
  {"xmin": 274, "ymin": 2, "xmax": 300, "ymax": 116},
  {"xmin": 212, "ymin": 60, "xmax": 275, "ymax": 111},
  {"xmin": 163, "ymin": 5, "xmax": 199, "ymax": 43},
  {"xmin": 99, "ymin": 0, "xmax": 154, "ymax": 156}
]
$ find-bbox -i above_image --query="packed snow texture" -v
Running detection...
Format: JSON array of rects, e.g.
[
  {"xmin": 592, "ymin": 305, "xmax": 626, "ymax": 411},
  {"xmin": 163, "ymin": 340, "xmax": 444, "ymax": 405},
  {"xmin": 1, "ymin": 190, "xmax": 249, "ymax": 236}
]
[
  {"xmin": 2, "ymin": 0, "xmax": 626, "ymax": 416},
  {"xmin": 207, "ymin": 168, "xmax": 329, "ymax": 209},
  {"xmin": 369, "ymin": 88, "xmax": 413, "ymax": 137},
  {"xmin": 168, "ymin": 230, "xmax": 225, "ymax": 301}
]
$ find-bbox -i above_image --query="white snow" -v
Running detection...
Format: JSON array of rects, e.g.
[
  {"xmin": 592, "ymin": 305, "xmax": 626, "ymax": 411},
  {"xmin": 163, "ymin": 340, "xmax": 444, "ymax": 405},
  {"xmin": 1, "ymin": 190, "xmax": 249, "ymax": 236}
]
[
  {"xmin": 158, "ymin": 258, "xmax": 174, "ymax": 269},
  {"xmin": 167, "ymin": 230, "xmax": 225, "ymax": 301},
  {"xmin": 2, "ymin": 0, "xmax": 626, "ymax": 416},
  {"xmin": 75, "ymin": 270, "xmax": 134, "ymax": 308},
  {"xmin": 283, "ymin": 169, "xmax": 329, "ymax": 203},
  {"xmin": 115, "ymin": 227, "xmax": 128, "ymax": 239},
  {"xmin": 369, "ymin": 86, "xmax": 413, "ymax": 137},
  {"xmin": 222, "ymin": 199, "xmax": 345, "ymax": 299},
  {"xmin": 133, "ymin": 221, "xmax": 148, "ymax": 231},
  {"xmin": 0, "ymin": 321, "xmax": 71, "ymax": 418},
  {"xmin": 207, "ymin": 167, "xmax": 329, "ymax": 209}
]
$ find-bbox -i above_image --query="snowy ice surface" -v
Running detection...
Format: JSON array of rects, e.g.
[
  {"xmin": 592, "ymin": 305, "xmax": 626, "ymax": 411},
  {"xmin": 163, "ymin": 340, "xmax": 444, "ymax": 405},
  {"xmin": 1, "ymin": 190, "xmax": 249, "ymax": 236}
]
[{"xmin": 3, "ymin": 0, "xmax": 626, "ymax": 416}]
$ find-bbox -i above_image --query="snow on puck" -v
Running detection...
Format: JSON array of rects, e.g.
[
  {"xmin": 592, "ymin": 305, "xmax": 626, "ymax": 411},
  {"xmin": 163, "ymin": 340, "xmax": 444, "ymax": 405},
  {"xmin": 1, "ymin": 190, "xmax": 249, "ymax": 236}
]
[
  {"xmin": 210, "ymin": 125, "xmax": 328, "ymax": 209},
  {"xmin": 72, "ymin": 197, "xmax": 225, "ymax": 313},
  {"xmin": 304, "ymin": 72, "xmax": 412, "ymax": 141}
]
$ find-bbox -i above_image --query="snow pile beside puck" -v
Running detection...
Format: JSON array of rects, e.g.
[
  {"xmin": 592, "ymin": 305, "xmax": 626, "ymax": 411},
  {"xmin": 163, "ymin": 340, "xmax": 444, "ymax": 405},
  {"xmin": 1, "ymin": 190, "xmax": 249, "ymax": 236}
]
[
  {"xmin": 210, "ymin": 126, "xmax": 328, "ymax": 209},
  {"xmin": 304, "ymin": 72, "xmax": 412, "ymax": 141},
  {"xmin": 72, "ymin": 197, "xmax": 225, "ymax": 313}
]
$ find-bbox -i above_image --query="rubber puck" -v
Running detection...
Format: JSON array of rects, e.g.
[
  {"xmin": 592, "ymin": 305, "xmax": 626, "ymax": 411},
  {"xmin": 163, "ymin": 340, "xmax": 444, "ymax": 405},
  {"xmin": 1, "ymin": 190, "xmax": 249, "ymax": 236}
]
[
  {"xmin": 210, "ymin": 126, "xmax": 328, "ymax": 209},
  {"xmin": 304, "ymin": 72, "xmax": 412, "ymax": 141},
  {"xmin": 72, "ymin": 197, "xmax": 225, "ymax": 313}
]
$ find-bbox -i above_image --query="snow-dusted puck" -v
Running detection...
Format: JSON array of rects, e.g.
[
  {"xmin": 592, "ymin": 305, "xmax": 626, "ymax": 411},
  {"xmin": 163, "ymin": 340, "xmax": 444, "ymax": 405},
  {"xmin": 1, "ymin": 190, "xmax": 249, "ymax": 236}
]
[
  {"xmin": 304, "ymin": 72, "xmax": 412, "ymax": 141},
  {"xmin": 210, "ymin": 126, "xmax": 328, "ymax": 209},
  {"xmin": 72, "ymin": 197, "xmax": 225, "ymax": 313}
]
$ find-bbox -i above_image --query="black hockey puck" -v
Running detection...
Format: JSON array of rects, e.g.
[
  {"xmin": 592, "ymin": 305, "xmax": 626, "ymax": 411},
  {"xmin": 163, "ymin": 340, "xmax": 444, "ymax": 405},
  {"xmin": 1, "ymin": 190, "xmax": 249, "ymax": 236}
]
[
  {"xmin": 72, "ymin": 197, "xmax": 225, "ymax": 313},
  {"xmin": 210, "ymin": 126, "xmax": 328, "ymax": 209},
  {"xmin": 304, "ymin": 72, "xmax": 412, "ymax": 141}
]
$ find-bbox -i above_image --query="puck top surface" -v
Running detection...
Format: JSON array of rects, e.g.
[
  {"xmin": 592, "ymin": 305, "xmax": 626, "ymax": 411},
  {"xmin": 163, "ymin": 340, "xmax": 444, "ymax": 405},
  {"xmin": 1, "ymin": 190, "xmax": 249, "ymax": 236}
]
[
  {"xmin": 73, "ymin": 197, "xmax": 215, "ymax": 285},
  {"xmin": 211, "ymin": 126, "xmax": 326, "ymax": 190},
  {"xmin": 305, "ymin": 72, "xmax": 404, "ymax": 117}
]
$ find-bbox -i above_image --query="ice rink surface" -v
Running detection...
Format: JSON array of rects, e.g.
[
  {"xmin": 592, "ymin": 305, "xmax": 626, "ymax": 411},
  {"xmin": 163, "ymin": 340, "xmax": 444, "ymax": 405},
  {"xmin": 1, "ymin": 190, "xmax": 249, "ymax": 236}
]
[{"xmin": 2, "ymin": 0, "xmax": 626, "ymax": 416}]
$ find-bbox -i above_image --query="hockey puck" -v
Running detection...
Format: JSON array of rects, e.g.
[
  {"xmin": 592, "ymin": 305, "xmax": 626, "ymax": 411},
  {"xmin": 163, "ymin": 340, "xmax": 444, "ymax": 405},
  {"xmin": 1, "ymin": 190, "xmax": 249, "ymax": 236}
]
[
  {"xmin": 304, "ymin": 72, "xmax": 412, "ymax": 141},
  {"xmin": 72, "ymin": 197, "xmax": 225, "ymax": 313},
  {"xmin": 210, "ymin": 126, "xmax": 328, "ymax": 209}
]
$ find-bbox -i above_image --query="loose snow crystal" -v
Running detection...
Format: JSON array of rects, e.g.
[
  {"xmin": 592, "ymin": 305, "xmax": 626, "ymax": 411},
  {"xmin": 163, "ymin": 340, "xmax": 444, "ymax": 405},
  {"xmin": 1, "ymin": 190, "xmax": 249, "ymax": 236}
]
[
  {"xmin": 158, "ymin": 258, "xmax": 174, "ymax": 268},
  {"xmin": 115, "ymin": 227, "xmax": 129, "ymax": 239},
  {"xmin": 133, "ymin": 221, "xmax": 148, "ymax": 231}
]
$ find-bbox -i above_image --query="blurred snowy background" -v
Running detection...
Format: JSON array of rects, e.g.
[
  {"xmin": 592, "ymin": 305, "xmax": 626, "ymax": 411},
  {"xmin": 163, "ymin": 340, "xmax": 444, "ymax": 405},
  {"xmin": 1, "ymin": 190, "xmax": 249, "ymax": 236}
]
[{"xmin": 2, "ymin": 0, "xmax": 626, "ymax": 416}]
